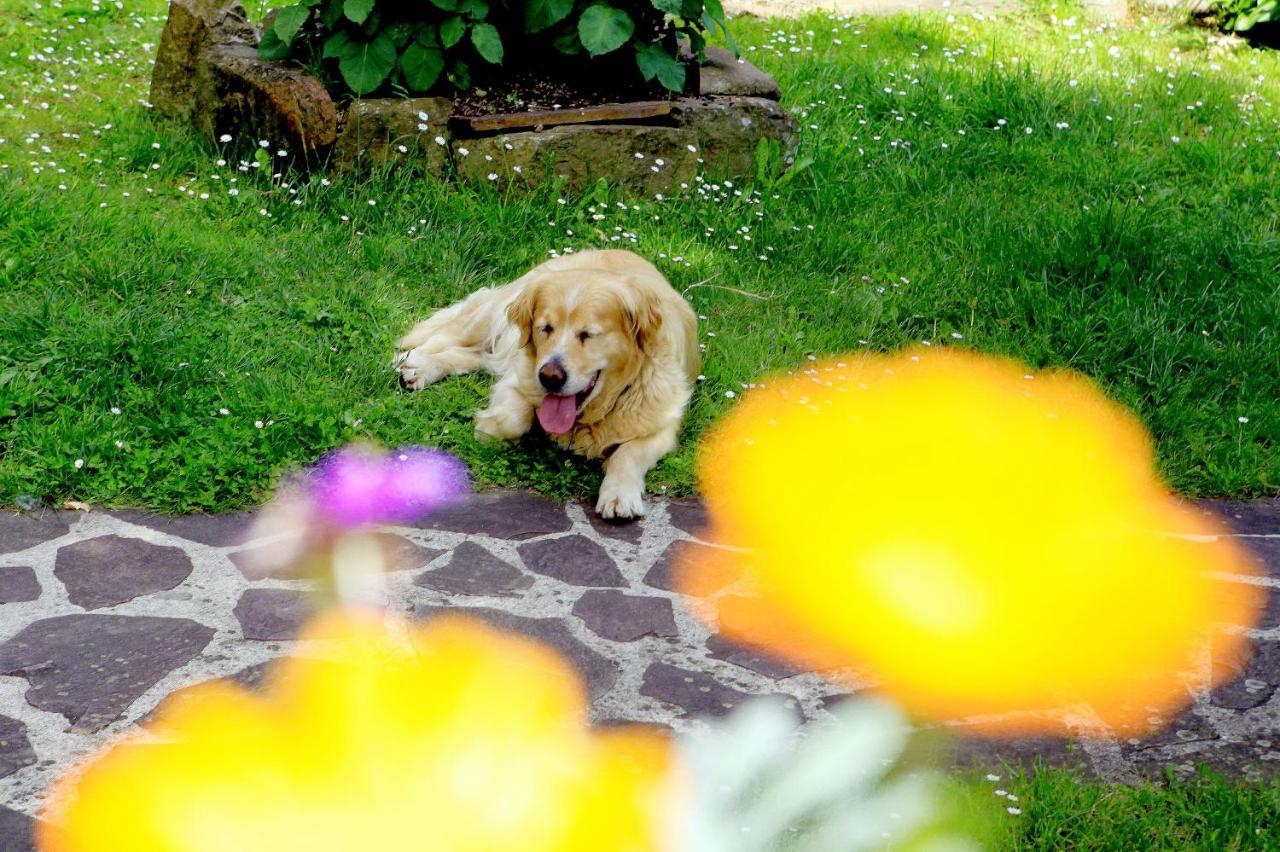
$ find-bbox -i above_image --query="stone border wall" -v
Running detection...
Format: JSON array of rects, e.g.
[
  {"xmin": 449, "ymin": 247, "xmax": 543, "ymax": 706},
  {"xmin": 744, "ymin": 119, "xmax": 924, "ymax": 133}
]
[{"xmin": 150, "ymin": 0, "xmax": 800, "ymax": 192}]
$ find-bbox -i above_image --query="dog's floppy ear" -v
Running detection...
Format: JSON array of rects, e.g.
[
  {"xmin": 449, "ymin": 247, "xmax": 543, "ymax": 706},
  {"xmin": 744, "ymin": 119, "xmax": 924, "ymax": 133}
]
[
  {"xmin": 621, "ymin": 288, "xmax": 663, "ymax": 353},
  {"xmin": 507, "ymin": 281, "xmax": 540, "ymax": 349}
]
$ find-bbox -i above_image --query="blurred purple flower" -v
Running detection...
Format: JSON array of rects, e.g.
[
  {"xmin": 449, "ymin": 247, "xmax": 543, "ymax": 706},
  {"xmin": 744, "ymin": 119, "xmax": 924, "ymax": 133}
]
[{"xmin": 309, "ymin": 445, "xmax": 470, "ymax": 528}]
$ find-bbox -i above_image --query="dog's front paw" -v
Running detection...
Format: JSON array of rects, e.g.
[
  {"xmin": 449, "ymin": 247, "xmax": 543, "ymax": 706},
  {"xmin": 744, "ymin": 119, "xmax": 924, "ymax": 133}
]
[
  {"xmin": 396, "ymin": 349, "xmax": 444, "ymax": 391},
  {"xmin": 596, "ymin": 483, "xmax": 646, "ymax": 519},
  {"xmin": 474, "ymin": 409, "xmax": 526, "ymax": 444}
]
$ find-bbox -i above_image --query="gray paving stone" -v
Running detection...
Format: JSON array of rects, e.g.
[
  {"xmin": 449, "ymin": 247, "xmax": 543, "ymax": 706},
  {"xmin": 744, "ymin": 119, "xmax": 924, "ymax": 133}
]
[
  {"xmin": 582, "ymin": 503, "xmax": 643, "ymax": 544},
  {"xmin": 0, "ymin": 567, "xmax": 40, "ymax": 604},
  {"xmin": 0, "ymin": 614, "xmax": 214, "ymax": 730},
  {"xmin": 0, "ymin": 715, "xmax": 35, "ymax": 779},
  {"xmin": 113, "ymin": 510, "xmax": 256, "ymax": 547},
  {"xmin": 1196, "ymin": 498, "xmax": 1280, "ymax": 536},
  {"xmin": 1244, "ymin": 538, "xmax": 1280, "ymax": 579},
  {"xmin": 641, "ymin": 662, "xmax": 775, "ymax": 718},
  {"xmin": 231, "ymin": 533, "xmax": 441, "ymax": 579},
  {"xmin": 665, "ymin": 498, "xmax": 709, "ymax": 537},
  {"xmin": 706, "ymin": 633, "xmax": 805, "ymax": 680},
  {"xmin": 0, "ymin": 806, "xmax": 36, "ymax": 852},
  {"xmin": 1123, "ymin": 706, "xmax": 1221, "ymax": 754},
  {"xmin": 415, "ymin": 541, "xmax": 533, "ymax": 597},
  {"xmin": 145, "ymin": 660, "xmax": 278, "ymax": 725},
  {"xmin": 54, "ymin": 534, "xmax": 193, "ymax": 610},
  {"xmin": 517, "ymin": 535, "xmax": 625, "ymax": 588},
  {"xmin": 415, "ymin": 605, "xmax": 617, "ymax": 700},
  {"xmin": 233, "ymin": 588, "xmax": 313, "ymax": 641},
  {"xmin": 572, "ymin": 590, "xmax": 678, "ymax": 642},
  {"xmin": 1212, "ymin": 640, "xmax": 1280, "ymax": 710},
  {"xmin": 0, "ymin": 511, "xmax": 69, "ymax": 554},
  {"xmin": 943, "ymin": 731, "xmax": 1093, "ymax": 774},
  {"xmin": 380, "ymin": 535, "xmax": 444, "ymax": 572},
  {"xmin": 416, "ymin": 490, "xmax": 571, "ymax": 540},
  {"xmin": 643, "ymin": 540, "xmax": 740, "ymax": 593}
]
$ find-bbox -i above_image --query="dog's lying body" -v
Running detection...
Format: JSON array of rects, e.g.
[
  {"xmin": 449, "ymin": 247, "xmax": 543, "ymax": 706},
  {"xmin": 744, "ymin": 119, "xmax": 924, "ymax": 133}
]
[{"xmin": 396, "ymin": 250, "xmax": 699, "ymax": 518}]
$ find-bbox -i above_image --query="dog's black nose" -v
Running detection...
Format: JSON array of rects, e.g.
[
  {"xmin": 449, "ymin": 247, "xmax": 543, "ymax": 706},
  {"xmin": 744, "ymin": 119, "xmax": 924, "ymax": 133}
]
[{"xmin": 538, "ymin": 360, "xmax": 567, "ymax": 393}]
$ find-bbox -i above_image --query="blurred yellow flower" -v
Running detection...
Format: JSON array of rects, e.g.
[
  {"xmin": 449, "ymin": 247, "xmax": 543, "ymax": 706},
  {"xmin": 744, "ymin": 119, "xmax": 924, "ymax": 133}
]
[
  {"xmin": 41, "ymin": 614, "xmax": 677, "ymax": 851},
  {"xmin": 680, "ymin": 348, "xmax": 1262, "ymax": 734}
]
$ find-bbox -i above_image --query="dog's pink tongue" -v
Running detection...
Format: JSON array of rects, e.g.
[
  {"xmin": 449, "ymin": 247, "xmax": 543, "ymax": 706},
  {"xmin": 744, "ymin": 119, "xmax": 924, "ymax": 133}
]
[{"xmin": 538, "ymin": 394, "xmax": 577, "ymax": 434}]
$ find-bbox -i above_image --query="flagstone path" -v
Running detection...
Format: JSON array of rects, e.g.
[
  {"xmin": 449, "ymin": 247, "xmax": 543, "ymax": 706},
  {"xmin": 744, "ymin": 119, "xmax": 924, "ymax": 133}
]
[{"xmin": 0, "ymin": 492, "xmax": 1277, "ymax": 846}]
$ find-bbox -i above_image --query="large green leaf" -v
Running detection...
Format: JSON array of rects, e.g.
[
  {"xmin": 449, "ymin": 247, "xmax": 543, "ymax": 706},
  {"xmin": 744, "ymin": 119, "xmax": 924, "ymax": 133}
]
[
  {"xmin": 272, "ymin": 4, "xmax": 310, "ymax": 46},
  {"xmin": 634, "ymin": 42, "xmax": 685, "ymax": 91},
  {"xmin": 257, "ymin": 26, "xmax": 291, "ymax": 60},
  {"xmin": 459, "ymin": 0, "xmax": 489, "ymax": 18},
  {"xmin": 318, "ymin": 0, "xmax": 343, "ymax": 28},
  {"xmin": 525, "ymin": 0, "xmax": 572, "ymax": 32},
  {"xmin": 382, "ymin": 22, "xmax": 416, "ymax": 48},
  {"xmin": 343, "ymin": 0, "xmax": 373, "ymax": 24},
  {"xmin": 440, "ymin": 15, "xmax": 467, "ymax": 47},
  {"xmin": 400, "ymin": 41, "xmax": 444, "ymax": 91},
  {"xmin": 448, "ymin": 59, "xmax": 471, "ymax": 89},
  {"xmin": 470, "ymin": 23, "xmax": 503, "ymax": 63},
  {"xmin": 701, "ymin": 0, "xmax": 736, "ymax": 53},
  {"xmin": 577, "ymin": 5, "xmax": 633, "ymax": 56},
  {"xmin": 337, "ymin": 34, "xmax": 396, "ymax": 94},
  {"xmin": 322, "ymin": 29, "xmax": 355, "ymax": 59},
  {"xmin": 551, "ymin": 27, "xmax": 584, "ymax": 54},
  {"xmin": 649, "ymin": 0, "xmax": 684, "ymax": 14}
]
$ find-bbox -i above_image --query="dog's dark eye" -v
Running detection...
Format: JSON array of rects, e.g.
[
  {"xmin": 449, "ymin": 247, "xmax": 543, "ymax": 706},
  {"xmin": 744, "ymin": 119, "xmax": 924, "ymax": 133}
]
[
  {"xmin": 540, "ymin": 324, "xmax": 553, "ymax": 335},
  {"xmin": 578, "ymin": 330, "xmax": 592, "ymax": 343}
]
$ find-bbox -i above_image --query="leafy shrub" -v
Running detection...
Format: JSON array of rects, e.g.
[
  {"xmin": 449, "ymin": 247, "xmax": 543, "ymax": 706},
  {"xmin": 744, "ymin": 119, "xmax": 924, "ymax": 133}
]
[
  {"xmin": 258, "ymin": 0, "xmax": 733, "ymax": 99},
  {"xmin": 1217, "ymin": 0, "xmax": 1280, "ymax": 32}
]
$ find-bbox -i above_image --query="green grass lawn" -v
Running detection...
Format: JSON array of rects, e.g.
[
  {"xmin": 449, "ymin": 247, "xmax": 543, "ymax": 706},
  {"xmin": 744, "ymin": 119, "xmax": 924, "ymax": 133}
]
[
  {"xmin": 959, "ymin": 764, "xmax": 1280, "ymax": 850},
  {"xmin": 1, "ymin": 0, "xmax": 1277, "ymax": 512}
]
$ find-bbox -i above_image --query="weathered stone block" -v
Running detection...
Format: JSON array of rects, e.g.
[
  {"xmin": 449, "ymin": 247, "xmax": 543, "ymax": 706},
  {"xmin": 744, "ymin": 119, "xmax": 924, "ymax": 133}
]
[
  {"xmin": 151, "ymin": 0, "xmax": 256, "ymax": 117},
  {"xmin": 454, "ymin": 125, "xmax": 698, "ymax": 194},
  {"xmin": 333, "ymin": 97, "xmax": 454, "ymax": 175},
  {"xmin": 196, "ymin": 44, "xmax": 337, "ymax": 156},
  {"xmin": 698, "ymin": 47, "xmax": 781, "ymax": 100},
  {"xmin": 671, "ymin": 96, "xmax": 799, "ymax": 179},
  {"xmin": 152, "ymin": 0, "xmax": 336, "ymax": 156}
]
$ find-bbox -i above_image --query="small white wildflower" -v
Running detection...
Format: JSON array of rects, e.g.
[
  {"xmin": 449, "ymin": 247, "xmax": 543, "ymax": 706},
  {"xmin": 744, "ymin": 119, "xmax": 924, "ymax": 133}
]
[
  {"xmin": 725, "ymin": 390, "xmax": 736, "ymax": 398},
  {"xmin": 457, "ymin": 146, "xmax": 469, "ymax": 156},
  {"xmin": 219, "ymin": 133, "xmax": 232, "ymax": 143},
  {"xmin": 255, "ymin": 420, "xmax": 264, "ymax": 429},
  {"xmin": 219, "ymin": 407, "xmax": 230, "ymax": 415},
  {"xmin": 74, "ymin": 458, "xmax": 85, "ymax": 469},
  {"xmin": 110, "ymin": 406, "xmax": 121, "ymax": 415},
  {"xmin": 434, "ymin": 135, "xmax": 446, "ymax": 146},
  {"xmin": 1171, "ymin": 135, "xmax": 1180, "ymax": 144},
  {"xmin": 487, "ymin": 172, "xmax": 498, "ymax": 180},
  {"xmin": 1007, "ymin": 807, "xmax": 1022, "ymax": 816},
  {"xmin": 1239, "ymin": 416, "xmax": 1250, "ymax": 424}
]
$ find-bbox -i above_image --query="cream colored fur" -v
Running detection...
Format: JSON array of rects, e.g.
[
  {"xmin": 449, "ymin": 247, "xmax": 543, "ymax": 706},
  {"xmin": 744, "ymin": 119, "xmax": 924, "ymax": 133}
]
[{"xmin": 395, "ymin": 250, "xmax": 699, "ymax": 519}]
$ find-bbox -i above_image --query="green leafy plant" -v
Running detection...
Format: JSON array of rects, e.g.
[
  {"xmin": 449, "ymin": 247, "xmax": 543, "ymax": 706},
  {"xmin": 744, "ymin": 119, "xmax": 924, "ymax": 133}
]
[
  {"xmin": 1217, "ymin": 0, "xmax": 1280, "ymax": 32},
  {"xmin": 258, "ymin": 0, "xmax": 734, "ymax": 99}
]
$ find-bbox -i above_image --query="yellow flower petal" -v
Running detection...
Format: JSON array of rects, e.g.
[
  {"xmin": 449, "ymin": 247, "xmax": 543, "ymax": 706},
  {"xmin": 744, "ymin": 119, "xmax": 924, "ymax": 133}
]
[
  {"xmin": 680, "ymin": 349, "xmax": 1263, "ymax": 734},
  {"xmin": 41, "ymin": 613, "xmax": 678, "ymax": 851}
]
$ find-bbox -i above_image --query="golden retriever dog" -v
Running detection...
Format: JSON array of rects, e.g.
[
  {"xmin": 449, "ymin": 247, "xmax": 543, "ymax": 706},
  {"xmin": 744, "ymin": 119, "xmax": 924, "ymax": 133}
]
[{"xmin": 395, "ymin": 250, "xmax": 699, "ymax": 519}]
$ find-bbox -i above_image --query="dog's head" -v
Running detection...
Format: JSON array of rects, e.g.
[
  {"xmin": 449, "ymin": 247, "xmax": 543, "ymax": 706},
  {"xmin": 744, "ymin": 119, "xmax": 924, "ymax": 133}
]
[{"xmin": 508, "ymin": 270, "xmax": 662, "ymax": 435}]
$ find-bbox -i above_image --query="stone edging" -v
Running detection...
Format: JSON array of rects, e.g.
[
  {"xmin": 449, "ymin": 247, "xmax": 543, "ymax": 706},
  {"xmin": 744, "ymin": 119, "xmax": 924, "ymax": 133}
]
[{"xmin": 149, "ymin": 0, "xmax": 800, "ymax": 190}]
